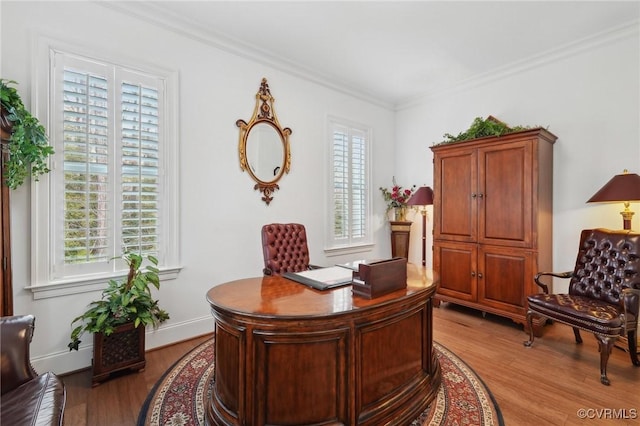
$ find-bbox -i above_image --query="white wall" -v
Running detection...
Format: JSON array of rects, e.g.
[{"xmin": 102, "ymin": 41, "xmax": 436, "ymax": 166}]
[
  {"xmin": 396, "ymin": 24, "xmax": 640, "ymax": 287},
  {"xmin": 3, "ymin": 2, "xmax": 639, "ymax": 375},
  {"xmin": 1, "ymin": 2, "xmax": 396, "ymax": 374}
]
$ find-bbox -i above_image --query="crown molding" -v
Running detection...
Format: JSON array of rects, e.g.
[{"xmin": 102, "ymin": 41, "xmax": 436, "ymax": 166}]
[
  {"xmin": 397, "ymin": 19, "xmax": 640, "ymax": 111},
  {"xmin": 99, "ymin": 3, "xmax": 637, "ymax": 113},
  {"xmin": 99, "ymin": 1, "xmax": 395, "ymax": 111}
]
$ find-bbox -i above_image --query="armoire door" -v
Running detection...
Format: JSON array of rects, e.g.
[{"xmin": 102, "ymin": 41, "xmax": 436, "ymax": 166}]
[
  {"xmin": 477, "ymin": 245, "xmax": 533, "ymax": 314},
  {"xmin": 433, "ymin": 241, "xmax": 477, "ymax": 302},
  {"xmin": 478, "ymin": 140, "xmax": 533, "ymax": 248},
  {"xmin": 434, "ymin": 147, "xmax": 477, "ymax": 243}
]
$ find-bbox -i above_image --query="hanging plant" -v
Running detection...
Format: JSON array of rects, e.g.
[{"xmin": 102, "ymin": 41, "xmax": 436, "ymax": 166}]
[
  {"xmin": 436, "ymin": 115, "xmax": 533, "ymax": 145},
  {"xmin": 0, "ymin": 79, "xmax": 54, "ymax": 189}
]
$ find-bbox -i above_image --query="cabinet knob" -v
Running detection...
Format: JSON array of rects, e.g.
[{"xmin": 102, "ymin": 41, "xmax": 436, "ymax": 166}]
[
  {"xmin": 471, "ymin": 271, "xmax": 476, "ymax": 277},
  {"xmin": 478, "ymin": 273, "xmax": 483, "ymax": 278},
  {"xmin": 478, "ymin": 193, "xmax": 484, "ymax": 198},
  {"xmin": 471, "ymin": 193, "xmax": 477, "ymax": 198}
]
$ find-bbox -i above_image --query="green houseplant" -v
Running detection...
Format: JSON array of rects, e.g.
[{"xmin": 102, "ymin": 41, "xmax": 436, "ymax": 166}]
[
  {"xmin": 68, "ymin": 252, "xmax": 170, "ymax": 351},
  {"xmin": 0, "ymin": 79, "xmax": 54, "ymax": 189},
  {"xmin": 436, "ymin": 115, "xmax": 532, "ymax": 145}
]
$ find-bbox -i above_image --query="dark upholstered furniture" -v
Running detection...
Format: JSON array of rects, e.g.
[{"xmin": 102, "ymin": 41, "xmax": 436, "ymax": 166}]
[
  {"xmin": 1, "ymin": 315, "xmax": 66, "ymax": 425},
  {"xmin": 261, "ymin": 223, "xmax": 319, "ymax": 275},
  {"xmin": 524, "ymin": 228, "xmax": 640, "ymax": 385}
]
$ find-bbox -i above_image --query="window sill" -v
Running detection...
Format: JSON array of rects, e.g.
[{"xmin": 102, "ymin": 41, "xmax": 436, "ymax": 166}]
[
  {"xmin": 25, "ymin": 266, "xmax": 182, "ymax": 300},
  {"xmin": 324, "ymin": 243, "xmax": 374, "ymax": 257}
]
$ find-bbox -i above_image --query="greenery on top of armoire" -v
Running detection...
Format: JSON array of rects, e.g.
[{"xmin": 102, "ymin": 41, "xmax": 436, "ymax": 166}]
[
  {"xmin": 436, "ymin": 115, "xmax": 537, "ymax": 145},
  {"xmin": 0, "ymin": 79, "xmax": 54, "ymax": 189}
]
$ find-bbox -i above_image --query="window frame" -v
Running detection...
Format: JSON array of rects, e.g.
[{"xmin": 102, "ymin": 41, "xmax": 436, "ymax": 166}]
[
  {"xmin": 30, "ymin": 37, "xmax": 181, "ymax": 299},
  {"xmin": 325, "ymin": 115, "xmax": 373, "ymax": 254}
]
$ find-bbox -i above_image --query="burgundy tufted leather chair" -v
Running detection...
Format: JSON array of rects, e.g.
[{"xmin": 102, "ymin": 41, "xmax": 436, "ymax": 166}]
[
  {"xmin": 524, "ymin": 228, "xmax": 640, "ymax": 385},
  {"xmin": 261, "ymin": 223, "xmax": 318, "ymax": 275}
]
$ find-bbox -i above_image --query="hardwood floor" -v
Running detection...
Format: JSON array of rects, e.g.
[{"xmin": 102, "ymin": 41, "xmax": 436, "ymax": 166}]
[
  {"xmin": 62, "ymin": 333, "xmax": 212, "ymax": 426},
  {"xmin": 61, "ymin": 303, "xmax": 639, "ymax": 425}
]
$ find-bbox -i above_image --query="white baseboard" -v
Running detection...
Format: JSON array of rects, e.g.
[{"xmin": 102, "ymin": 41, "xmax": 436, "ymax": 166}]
[{"xmin": 31, "ymin": 316, "xmax": 214, "ymax": 375}]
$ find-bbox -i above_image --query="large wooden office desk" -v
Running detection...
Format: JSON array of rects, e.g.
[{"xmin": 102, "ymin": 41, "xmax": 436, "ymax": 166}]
[{"xmin": 205, "ymin": 265, "xmax": 440, "ymax": 426}]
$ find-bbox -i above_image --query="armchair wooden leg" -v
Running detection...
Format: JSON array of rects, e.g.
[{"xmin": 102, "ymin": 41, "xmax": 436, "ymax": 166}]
[
  {"xmin": 523, "ymin": 310, "xmax": 535, "ymax": 347},
  {"xmin": 595, "ymin": 334, "xmax": 616, "ymax": 385},
  {"xmin": 628, "ymin": 330, "xmax": 640, "ymax": 366},
  {"xmin": 572, "ymin": 327, "xmax": 583, "ymax": 344}
]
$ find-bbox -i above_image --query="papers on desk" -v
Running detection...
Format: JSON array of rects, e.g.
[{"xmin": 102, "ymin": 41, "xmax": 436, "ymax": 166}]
[
  {"xmin": 336, "ymin": 259, "xmax": 382, "ymax": 271},
  {"xmin": 283, "ymin": 266, "xmax": 353, "ymax": 290}
]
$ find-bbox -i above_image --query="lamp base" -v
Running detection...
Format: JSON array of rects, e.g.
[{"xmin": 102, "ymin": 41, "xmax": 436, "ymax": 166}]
[{"xmin": 621, "ymin": 209, "xmax": 634, "ymax": 231}]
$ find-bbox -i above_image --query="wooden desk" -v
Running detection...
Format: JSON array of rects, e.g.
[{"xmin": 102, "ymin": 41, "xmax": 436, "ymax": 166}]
[{"xmin": 206, "ymin": 265, "xmax": 440, "ymax": 426}]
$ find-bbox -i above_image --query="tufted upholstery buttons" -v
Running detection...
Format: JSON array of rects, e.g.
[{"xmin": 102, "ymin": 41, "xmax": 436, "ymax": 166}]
[
  {"xmin": 568, "ymin": 230, "xmax": 640, "ymax": 304},
  {"xmin": 261, "ymin": 223, "xmax": 312, "ymax": 275}
]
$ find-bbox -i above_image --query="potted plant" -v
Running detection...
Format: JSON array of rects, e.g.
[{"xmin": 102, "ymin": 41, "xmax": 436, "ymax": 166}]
[
  {"xmin": 0, "ymin": 79, "xmax": 54, "ymax": 189},
  {"xmin": 68, "ymin": 252, "xmax": 170, "ymax": 385}
]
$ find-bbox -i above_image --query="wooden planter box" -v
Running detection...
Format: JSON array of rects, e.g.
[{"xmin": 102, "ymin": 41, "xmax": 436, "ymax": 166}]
[{"xmin": 92, "ymin": 322, "xmax": 146, "ymax": 386}]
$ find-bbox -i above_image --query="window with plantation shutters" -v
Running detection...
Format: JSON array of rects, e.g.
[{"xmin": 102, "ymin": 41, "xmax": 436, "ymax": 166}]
[
  {"xmin": 327, "ymin": 118, "xmax": 371, "ymax": 249},
  {"xmin": 31, "ymin": 44, "xmax": 179, "ymax": 295}
]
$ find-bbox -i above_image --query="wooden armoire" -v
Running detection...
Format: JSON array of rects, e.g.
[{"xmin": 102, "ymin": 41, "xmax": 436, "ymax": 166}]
[
  {"xmin": 1, "ymin": 108, "xmax": 12, "ymax": 316},
  {"xmin": 431, "ymin": 128, "xmax": 556, "ymax": 333}
]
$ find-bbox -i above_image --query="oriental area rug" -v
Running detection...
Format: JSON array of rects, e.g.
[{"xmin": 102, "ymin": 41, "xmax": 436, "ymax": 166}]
[{"xmin": 137, "ymin": 339, "xmax": 503, "ymax": 426}]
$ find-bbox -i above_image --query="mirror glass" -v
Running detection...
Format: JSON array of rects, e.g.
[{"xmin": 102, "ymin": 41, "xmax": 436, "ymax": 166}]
[
  {"xmin": 245, "ymin": 122, "xmax": 284, "ymax": 183},
  {"xmin": 237, "ymin": 78, "xmax": 292, "ymax": 205}
]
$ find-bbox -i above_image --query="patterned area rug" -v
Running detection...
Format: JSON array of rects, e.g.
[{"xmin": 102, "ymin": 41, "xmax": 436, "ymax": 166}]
[{"xmin": 138, "ymin": 339, "xmax": 503, "ymax": 426}]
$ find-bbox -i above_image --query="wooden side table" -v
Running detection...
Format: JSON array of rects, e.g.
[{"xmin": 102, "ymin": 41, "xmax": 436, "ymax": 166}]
[{"xmin": 390, "ymin": 221, "xmax": 412, "ymax": 258}]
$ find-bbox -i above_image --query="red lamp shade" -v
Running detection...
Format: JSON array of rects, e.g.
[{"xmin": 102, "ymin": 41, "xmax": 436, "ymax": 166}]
[
  {"xmin": 407, "ymin": 186, "xmax": 434, "ymax": 206},
  {"xmin": 587, "ymin": 170, "xmax": 640, "ymax": 230}
]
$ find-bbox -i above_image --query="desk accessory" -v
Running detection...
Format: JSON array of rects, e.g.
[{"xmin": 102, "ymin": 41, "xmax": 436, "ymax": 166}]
[{"xmin": 351, "ymin": 257, "xmax": 407, "ymax": 299}]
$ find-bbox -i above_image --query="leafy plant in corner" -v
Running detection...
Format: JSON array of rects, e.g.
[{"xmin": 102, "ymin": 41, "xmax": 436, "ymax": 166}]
[
  {"xmin": 0, "ymin": 79, "xmax": 54, "ymax": 189},
  {"xmin": 68, "ymin": 253, "xmax": 170, "ymax": 351},
  {"xmin": 436, "ymin": 115, "xmax": 533, "ymax": 145}
]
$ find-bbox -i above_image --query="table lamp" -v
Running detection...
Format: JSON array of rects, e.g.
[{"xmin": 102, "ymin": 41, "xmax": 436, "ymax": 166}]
[
  {"xmin": 407, "ymin": 186, "xmax": 434, "ymax": 266},
  {"xmin": 587, "ymin": 169, "xmax": 640, "ymax": 230}
]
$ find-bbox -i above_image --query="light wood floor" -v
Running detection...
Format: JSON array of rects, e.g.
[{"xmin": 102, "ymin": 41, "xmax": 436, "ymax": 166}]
[{"xmin": 61, "ymin": 303, "xmax": 639, "ymax": 425}]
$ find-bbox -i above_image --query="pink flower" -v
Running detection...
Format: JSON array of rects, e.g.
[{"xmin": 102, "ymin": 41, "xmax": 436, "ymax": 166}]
[{"xmin": 379, "ymin": 178, "xmax": 416, "ymax": 212}]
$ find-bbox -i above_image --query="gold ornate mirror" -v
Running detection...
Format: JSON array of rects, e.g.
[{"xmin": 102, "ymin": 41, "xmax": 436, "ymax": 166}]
[{"xmin": 237, "ymin": 78, "xmax": 291, "ymax": 205}]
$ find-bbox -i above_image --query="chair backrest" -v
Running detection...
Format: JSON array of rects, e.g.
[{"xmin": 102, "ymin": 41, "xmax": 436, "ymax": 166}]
[
  {"xmin": 569, "ymin": 228, "xmax": 640, "ymax": 305},
  {"xmin": 0, "ymin": 314, "xmax": 38, "ymax": 395},
  {"xmin": 261, "ymin": 223, "xmax": 311, "ymax": 275}
]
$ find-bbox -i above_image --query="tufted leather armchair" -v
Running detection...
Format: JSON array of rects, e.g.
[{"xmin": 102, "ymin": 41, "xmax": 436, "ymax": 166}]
[
  {"xmin": 524, "ymin": 228, "xmax": 640, "ymax": 385},
  {"xmin": 261, "ymin": 223, "xmax": 320, "ymax": 275},
  {"xmin": 1, "ymin": 315, "xmax": 66, "ymax": 425}
]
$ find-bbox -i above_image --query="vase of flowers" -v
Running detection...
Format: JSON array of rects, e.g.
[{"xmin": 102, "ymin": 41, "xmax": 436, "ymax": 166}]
[
  {"xmin": 394, "ymin": 206, "xmax": 407, "ymax": 221},
  {"xmin": 379, "ymin": 178, "xmax": 415, "ymax": 222}
]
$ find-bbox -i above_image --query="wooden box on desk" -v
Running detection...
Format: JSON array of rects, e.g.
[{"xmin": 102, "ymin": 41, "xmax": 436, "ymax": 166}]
[{"xmin": 351, "ymin": 257, "xmax": 407, "ymax": 299}]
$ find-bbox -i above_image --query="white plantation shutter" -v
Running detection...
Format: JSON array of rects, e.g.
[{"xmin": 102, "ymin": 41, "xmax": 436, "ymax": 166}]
[
  {"xmin": 333, "ymin": 127, "xmax": 349, "ymax": 240},
  {"xmin": 120, "ymin": 81, "xmax": 160, "ymax": 254},
  {"xmin": 350, "ymin": 130, "xmax": 366, "ymax": 239},
  {"xmin": 62, "ymin": 68, "xmax": 111, "ymax": 264},
  {"xmin": 328, "ymin": 119, "xmax": 371, "ymax": 249},
  {"xmin": 36, "ymin": 49, "xmax": 176, "ymax": 285}
]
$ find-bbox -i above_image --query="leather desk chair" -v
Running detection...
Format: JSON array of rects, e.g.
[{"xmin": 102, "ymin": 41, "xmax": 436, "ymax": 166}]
[
  {"xmin": 261, "ymin": 223, "xmax": 319, "ymax": 275},
  {"xmin": 1, "ymin": 314, "xmax": 66, "ymax": 425},
  {"xmin": 524, "ymin": 228, "xmax": 640, "ymax": 385}
]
